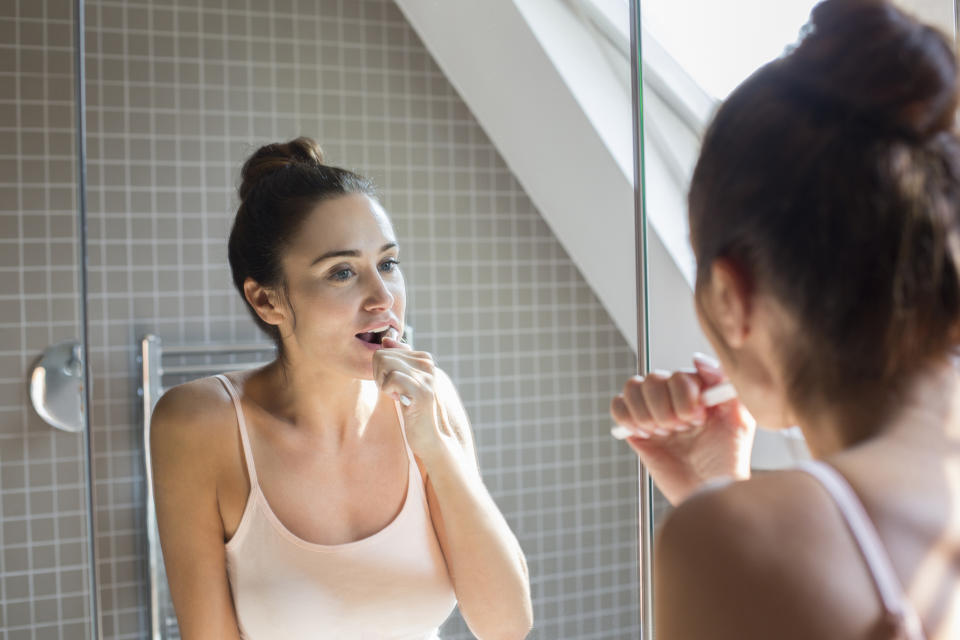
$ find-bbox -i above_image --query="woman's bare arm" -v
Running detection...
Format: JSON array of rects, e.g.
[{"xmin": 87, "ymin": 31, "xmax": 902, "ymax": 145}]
[
  {"xmin": 420, "ymin": 369, "xmax": 533, "ymax": 640},
  {"xmin": 150, "ymin": 380, "xmax": 242, "ymax": 640}
]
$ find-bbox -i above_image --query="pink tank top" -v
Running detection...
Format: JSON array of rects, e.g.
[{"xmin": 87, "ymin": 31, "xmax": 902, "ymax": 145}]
[{"xmin": 215, "ymin": 375, "xmax": 457, "ymax": 640}]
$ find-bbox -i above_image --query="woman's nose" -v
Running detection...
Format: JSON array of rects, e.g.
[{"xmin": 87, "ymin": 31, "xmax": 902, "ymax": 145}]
[{"xmin": 364, "ymin": 273, "xmax": 395, "ymax": 311}]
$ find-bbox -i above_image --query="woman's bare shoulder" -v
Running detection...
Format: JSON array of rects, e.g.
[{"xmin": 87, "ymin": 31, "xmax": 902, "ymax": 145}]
[
  {"xmin": 150, "ymin": 376, "xmax": 239, "ymax": 467},
  {"xmin": 659, "ymin": 469, "xmax": 835, "ymax": 552},
  {"xmin": 654, "ymin": 470, "xmax": 880, "ymax": 639}
]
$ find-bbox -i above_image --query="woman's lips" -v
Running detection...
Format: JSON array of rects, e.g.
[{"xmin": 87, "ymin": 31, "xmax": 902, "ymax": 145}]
[
  {"xmin": 356, "ymin": 337, "xmax": 384, "ymax": 351},
  {"xmin": 354, "ymin": 326, "xmax": 400, "ymax": 350}
]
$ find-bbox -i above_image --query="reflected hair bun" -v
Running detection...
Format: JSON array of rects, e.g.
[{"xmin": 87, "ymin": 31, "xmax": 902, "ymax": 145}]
[{"xmin": 238, "ymin": 136, "xmax": 326, "ymax": 202}]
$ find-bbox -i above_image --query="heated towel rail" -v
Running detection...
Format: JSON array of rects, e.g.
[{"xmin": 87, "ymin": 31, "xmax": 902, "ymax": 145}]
[{"xmin": 139, "ymin": 335, "xmax": 276, "ymax": 640}]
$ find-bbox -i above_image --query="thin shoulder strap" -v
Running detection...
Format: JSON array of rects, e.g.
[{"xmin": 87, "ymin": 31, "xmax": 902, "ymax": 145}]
[
  {"xmin": 214, "ymin": 374, "xmax": 259, "ymax": 488},
  {"xmin": 796, "ymin": 460, "xmax": 925, "ymax": 640}
]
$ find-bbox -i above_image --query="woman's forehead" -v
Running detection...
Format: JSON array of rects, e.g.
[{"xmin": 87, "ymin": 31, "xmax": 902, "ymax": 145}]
[{"xmin": 294, "ymin": 194, "xmax": 396, "ymax": 253}]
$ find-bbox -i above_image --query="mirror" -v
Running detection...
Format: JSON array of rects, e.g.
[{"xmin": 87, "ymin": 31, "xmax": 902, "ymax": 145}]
[{"xmin": 76, "ymin": 0, "xmax": 643, "ymax": 637}]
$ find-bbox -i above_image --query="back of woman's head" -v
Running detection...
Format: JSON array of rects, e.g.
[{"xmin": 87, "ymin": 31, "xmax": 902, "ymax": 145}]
[
  {"xmin": 688, "ymin": 0, "xmax": 960, "ymax": 404},
  {"xmin": 228, "ymin": 137, "xmax": 376, "ymax": 343}
]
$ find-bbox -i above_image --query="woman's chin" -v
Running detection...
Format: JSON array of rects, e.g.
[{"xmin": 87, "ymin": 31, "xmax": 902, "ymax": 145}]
[{"xmin": 354, "ymin": 359, "xmax": 377, "ymax": 381}]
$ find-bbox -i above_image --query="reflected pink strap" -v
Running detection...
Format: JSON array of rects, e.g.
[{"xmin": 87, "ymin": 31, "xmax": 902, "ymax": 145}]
[{"xmin": 215, "ymin": 374, "xmax": 259, "ymax": 488}]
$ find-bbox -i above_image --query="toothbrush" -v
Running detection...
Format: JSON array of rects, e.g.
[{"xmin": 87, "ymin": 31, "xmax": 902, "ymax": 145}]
[
  {"xmin": 611, "ymin": 381, "xmax": 737, "ymax": 440},
  {"xmin": 379, "ymin": 326, "xmax": 414, "ymax": 407}
]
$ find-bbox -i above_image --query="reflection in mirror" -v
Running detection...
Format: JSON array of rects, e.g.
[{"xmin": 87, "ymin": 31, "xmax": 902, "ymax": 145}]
[
  {"xmin": 77, "ymin": 0, "xmax": 642, "ymax": 638},
  {"xmin": 632, "ymin": 0, "xmax": 960, "ymax": 638}
]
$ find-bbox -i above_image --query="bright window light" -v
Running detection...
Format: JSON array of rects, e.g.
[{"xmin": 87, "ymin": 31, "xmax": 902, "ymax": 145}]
[{"xmin": 641, "ymin": 0, "xmax": 821, "ymax": 99}]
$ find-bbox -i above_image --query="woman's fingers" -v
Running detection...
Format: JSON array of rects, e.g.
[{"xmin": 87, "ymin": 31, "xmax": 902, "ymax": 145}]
[
  {"xmin": 640, "ymin": 371, "xmax": 679, "ymax": 435},
  {"xmin": 381, "ymin": 336, "xmax": 412, "ymax": 351},
  {"xmin": 692, "ymin": 352, "xmax": 725, "ymax": 386},
  {"xmin": 372, "ymin": 343, "xmax": 440, "ymax": 411},
  {"xmin": 380, "ymin": 368, "xmax": 425, "ymax": 405},
  {"xmin": 614, "ymin": 367, "xmax": 712, "ymax": 439},
  {"xmin": 376, "ymin": 338, "xmax": 435, "ymax": 375},
  {"xmin": 373, "ymin": 350, "xmax": 434, "ymax": 380},
  {"xmin": 611, "ymin": 395, "xmax": 650, "ymax": 439},
  {"xmin": 667, "ymin": 372, "xmax": 705, "ymax": 428},
  {"xmin": 621, "ymin": 376, "xmax": 654, "ymax": 426}
]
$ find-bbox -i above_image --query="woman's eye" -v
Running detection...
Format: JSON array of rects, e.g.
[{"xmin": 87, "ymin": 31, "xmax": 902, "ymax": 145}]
[
  {"xmin": 331, "ymin": 268, "xmax": 354, "ymax": 281},
  {"xmin": 379, "ymin": 259, "xmax": 400, "ymax": 273}
]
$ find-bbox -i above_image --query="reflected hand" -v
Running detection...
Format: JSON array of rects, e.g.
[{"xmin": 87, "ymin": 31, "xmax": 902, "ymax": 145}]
[
  {"xmin": 610, "ymin": 354, "xmax": 755, "ymax": 505},
  {"xmin": 373, "ymin": 336, "xmax": 453, "ymax": 459}
]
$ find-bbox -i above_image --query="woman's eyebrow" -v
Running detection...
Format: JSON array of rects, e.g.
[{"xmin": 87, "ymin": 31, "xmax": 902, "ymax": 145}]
[{"xmin": 311, "ymin": 242, "xmax": 397, "ymax": 265}]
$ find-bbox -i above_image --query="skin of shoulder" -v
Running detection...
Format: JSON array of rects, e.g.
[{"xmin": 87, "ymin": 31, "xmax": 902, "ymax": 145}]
[
  {"xmin": 150, "ymin": 376, "xmax": 239, "ymax": 478},
  {"xmin": 653, "ymin": 470, "xmax": 886, "ymax": 640},
  {"xmin": 148, "ymin": 376, "xmax": 246, "ymax": 638}
]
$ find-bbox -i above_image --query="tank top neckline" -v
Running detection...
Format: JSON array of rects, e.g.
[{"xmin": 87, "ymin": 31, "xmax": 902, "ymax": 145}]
[{"xmin": 215, "ymin": 373, "xmax": 421, "ymax": 553}]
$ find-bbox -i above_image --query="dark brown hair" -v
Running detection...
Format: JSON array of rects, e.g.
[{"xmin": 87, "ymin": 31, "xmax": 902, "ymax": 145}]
[
  {"xmin": 688, "ymin": 0, "xmax": 960, "ymax": 406},
  {"xmin": 228, "ymin": 137, "xmax": 377, "ymax": 344}
]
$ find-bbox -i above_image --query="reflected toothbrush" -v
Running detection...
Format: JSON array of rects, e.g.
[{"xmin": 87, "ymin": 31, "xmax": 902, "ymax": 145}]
[
  {"xmin": 611, "ymin": 381, "xmax": 737, "ymax": 440},
  {"xmin": 378, "ymin": 325, "xmax": 413, "ymax": 407}
]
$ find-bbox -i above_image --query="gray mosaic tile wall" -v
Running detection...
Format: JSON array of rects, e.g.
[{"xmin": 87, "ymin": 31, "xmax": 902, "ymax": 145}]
[
  {"xmin": 1, "ymin": 1, "xmax": 94, "ymax": 638},
  {"xmin": 5, "ymin": 0, "xmax": 641, "ymax": 637}
]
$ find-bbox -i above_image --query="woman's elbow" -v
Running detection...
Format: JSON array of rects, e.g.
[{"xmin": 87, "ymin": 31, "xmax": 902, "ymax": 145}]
[{"xmin": 468, "ymin": 602, "xmax": 533, "ymax": 640}]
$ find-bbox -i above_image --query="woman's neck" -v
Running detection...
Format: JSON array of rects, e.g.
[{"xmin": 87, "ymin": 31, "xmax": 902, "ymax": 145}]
[
  {"xmin": 256, "ymin": 358, "xmax": 381, "ymax": 448},
  {"xmin": 794, "ymin": 356, "xmax": 960, "ymax": 459}
]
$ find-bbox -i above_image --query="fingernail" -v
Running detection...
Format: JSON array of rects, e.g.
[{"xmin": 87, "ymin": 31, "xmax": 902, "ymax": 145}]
[
  {"xmin": 674, "ymin": 424, "xmax": 691, "ymax": 432},
  {"xmin": 633, "ymin": 429, "xmax": 651, "ymax": 439},
  {"xmin": 611, "ymin": 425, "xmax": 632, "ymax": 440},
  {"xmin": 693, "ymin": 352, "xmax": 720, "ymax": 368},
  {"xmin": 653, "ymin": 428, "xmax": 669, "ymax": 437}
]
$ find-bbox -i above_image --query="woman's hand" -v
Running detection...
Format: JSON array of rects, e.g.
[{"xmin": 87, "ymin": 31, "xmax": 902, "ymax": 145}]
[
  {"xmin": 611, "ymin": 354, "xmax": 756, "ymax": 505},
  {"xmin": 373, "ymin": 336, "xmax": 453, "ymax": 460}
]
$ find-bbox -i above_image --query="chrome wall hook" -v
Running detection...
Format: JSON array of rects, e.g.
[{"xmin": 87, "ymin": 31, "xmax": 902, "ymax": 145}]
[{"xmin": 29, "ymin": 340, "xmax": 86, "ymax": 433}]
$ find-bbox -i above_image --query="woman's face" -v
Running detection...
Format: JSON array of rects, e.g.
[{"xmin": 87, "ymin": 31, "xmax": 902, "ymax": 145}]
[{"xmin": 276, "ymin": 193, "xmax": 406, "ymax": 380}]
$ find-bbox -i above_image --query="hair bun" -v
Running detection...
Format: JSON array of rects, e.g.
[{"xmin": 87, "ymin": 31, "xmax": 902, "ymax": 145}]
[
  {"xmin": 787, "ymin": 0, "xmax": 957, "ymax": 139},
  {"xmin": 239, "ymin": 137, "xmax": 326, "ymax": 201}
]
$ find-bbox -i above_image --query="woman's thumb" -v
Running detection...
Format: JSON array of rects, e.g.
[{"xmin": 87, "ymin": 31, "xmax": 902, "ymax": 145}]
[
  {"xmin": 381, "ymin": 336, "xmax": 412, "ymax": 351},
  {"xmin": 692, "ymin": 352, "xmax": 726, "ymax": 387}
]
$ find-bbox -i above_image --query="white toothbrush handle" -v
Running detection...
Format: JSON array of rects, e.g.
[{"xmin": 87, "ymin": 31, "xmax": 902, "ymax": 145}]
[
  {"xmin": 611, "ymin": 381, "xmax": 737, "ymax": 440},
  {"xmin": 700, "ymin": 382, "xmax": 737, "ymax": 407}
]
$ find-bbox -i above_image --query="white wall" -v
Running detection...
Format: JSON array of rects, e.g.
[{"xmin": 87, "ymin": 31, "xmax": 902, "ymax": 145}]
[{"xmin": 896, "ymin": 0, "xmax": 955, "ymax": 37}]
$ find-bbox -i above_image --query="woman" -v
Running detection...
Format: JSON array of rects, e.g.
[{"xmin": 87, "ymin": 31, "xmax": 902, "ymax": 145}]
[
  {"xmin": 612, "ymin": 1, "xmax": 960, "ymax": 638},
  {"xmin": 150, "ymin": 138, "xmax": 533, "ymax": 639}
]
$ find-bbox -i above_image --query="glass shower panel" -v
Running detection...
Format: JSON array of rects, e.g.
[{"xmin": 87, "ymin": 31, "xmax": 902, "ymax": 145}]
[{"xmin": 1, "ymin": 0, "xmax": 97, "ymax": 638}]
